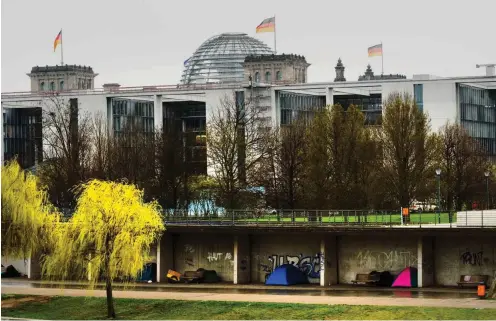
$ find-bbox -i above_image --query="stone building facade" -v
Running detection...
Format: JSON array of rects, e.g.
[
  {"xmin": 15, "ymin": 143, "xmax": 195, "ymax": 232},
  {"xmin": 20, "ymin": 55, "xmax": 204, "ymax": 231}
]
[
  {"xmin": 358, "ymin": 64, "xmax": 406, "ymax": 81},
  {"xmin": 243, "ymin": 54, "xmax": 310, "ymax": 85},
  {"xmin": 27, "ymin": 65, "xmax": 98, "ymax": 92}
]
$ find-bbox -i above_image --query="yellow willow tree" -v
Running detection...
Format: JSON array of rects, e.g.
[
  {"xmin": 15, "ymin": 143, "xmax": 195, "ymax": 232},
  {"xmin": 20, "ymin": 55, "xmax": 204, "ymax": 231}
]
[
  {"xmin": 42, "ymin": 180, "xmax": 165, "ymax": 319},
  {"xmin": 1, "ymin": 160, "xmax": 59, "ymax": 259}
]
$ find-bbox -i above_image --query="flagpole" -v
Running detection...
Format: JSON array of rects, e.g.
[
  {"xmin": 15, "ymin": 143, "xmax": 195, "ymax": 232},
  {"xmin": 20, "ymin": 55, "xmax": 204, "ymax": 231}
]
[
  {"xmin": 274, "ymin": 15, "xmax": 277, "ymax": 54},
  {"xmin": 61, "ymin": 29, "xmax": 64, "ymax": 65},
  {"xmin": 381, "ymin": 41, "xmax": 383, "ymax": 76}
]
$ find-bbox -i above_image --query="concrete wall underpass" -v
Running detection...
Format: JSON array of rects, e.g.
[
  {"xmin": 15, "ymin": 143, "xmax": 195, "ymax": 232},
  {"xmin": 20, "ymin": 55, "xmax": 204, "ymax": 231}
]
[
  {"xmin": 156, "ymin": 231, "xmax": 495, "ymax": 287},
  {"xmin": 173, "ymin": 234, "xmax": 235, "ymax": 282}
]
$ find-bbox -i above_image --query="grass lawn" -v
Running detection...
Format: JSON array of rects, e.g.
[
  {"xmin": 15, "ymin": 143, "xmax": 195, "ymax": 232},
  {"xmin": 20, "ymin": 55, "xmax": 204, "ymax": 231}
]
[{"xmin": 1, "ymin": 295, "xmax": 494, "ymax": 320}]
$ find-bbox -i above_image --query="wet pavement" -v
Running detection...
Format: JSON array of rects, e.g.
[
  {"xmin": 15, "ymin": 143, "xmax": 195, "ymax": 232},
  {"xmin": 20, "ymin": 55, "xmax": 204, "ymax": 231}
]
[{"xmin": 1, "ymin": 279, "xmax": 477, "ymax": 299}]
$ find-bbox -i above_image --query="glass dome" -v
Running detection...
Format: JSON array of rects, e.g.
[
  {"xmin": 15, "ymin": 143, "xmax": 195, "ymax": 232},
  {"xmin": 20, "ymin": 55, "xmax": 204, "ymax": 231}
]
[{"xmin": 180, "ymin": 33, "xmax": 274, "ymax": 85}]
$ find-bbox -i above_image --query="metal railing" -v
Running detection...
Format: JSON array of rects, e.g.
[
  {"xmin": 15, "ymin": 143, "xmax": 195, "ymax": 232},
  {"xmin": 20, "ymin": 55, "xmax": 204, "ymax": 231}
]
[
  {"xmin": 162, "ymin": 209, "xmax": 470, "ymax": 228},
  {"xmin": 58, "ymin": 209, "xmax": 496, "ymax": 228}
]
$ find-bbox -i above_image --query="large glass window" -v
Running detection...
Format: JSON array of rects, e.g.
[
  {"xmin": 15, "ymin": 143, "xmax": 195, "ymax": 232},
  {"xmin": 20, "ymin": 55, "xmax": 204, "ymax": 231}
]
[
  {"xmin": 39, "ymin": 82, "xmax": 45, "ymax": 91},
  {"xmin": 276, "ymin": 71, "xmax": 282, "ymax": 81},
  {"xmin": 49, "ymin": 82, "xmax": 55, "ymax": 91},
  {"xmin": 280, "ymin": 92, "xmax": 326, "ymax": 125},
  {"xmin": 460, "ymin": 85, "xmax": 496, "ymax": 157},
  {"xmin": 59, "ymin": 81, "xmax": 64, "ymax": 91},
  {"xmin": 414, "ymin": 84, "xmax": 424, "ymax": 112},
  {"xmin": 333, "ymin": 94, "xmax": 383, "ymax": 125}
]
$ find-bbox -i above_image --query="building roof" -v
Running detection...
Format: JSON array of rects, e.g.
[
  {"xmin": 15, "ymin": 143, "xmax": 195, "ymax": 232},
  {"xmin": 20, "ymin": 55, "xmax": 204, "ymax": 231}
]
[
  {"xmin": 244, "ymin": 54, "xmax": 307, "ymax": 63},
  {"xmin": 29, "ymin": 65, "xmax": 95, "ymax": 74}
]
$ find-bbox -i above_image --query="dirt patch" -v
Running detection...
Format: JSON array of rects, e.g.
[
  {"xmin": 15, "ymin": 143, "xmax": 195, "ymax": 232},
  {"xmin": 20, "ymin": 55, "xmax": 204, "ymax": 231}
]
[{"xmin": 2, "ymin": 296, "xmax": 51, "ymax": 308}]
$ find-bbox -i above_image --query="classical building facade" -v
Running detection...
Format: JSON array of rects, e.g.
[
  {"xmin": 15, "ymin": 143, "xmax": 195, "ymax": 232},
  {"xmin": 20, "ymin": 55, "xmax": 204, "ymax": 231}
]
[
  {"xmin": 243, "ymin": 54, "xmax": 310, "ymax": 85},
  {"xmin": 27, "ymin": 65, "xmax": 98, "ymax": 92}
]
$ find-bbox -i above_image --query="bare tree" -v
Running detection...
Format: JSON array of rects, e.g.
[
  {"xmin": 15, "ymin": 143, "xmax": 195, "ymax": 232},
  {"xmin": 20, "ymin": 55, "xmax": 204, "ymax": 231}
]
[
  {"xmin": 152, "ymin": 121, "xmax": 189, "ymax": 209},
  {"xmin": 88, "ymin": 111, "xmax": 110, "ymax": 179},
  {"xmin": 40, "ymin": 95, "xmax": 92, "ymax": 208},
  {"xmin": 207, "ymin": 93, "xmax": 273, "ymax": 208}
]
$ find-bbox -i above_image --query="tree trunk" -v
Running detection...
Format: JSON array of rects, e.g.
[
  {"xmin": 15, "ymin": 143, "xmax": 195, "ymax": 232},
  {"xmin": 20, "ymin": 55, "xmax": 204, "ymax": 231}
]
[{"xmin": 106, "ymin": 277, "xmax": 116, "ymax": 318}]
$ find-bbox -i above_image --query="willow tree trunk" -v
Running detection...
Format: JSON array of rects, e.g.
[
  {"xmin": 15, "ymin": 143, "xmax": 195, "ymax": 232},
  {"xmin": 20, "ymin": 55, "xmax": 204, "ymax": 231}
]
[{"xmin": 106, "ymin": 277, "xmax": 116, "ymax": 318}]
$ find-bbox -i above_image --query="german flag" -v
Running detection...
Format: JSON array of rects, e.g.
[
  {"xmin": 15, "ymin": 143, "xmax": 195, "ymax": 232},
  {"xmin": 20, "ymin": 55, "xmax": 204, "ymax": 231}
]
[
  {"xmin": 368, "ymin": 43, "xmax": 382, "ymax": 57},
  {"xmin": 54, "ymin": 30, "xmax": 62, "ymax": 52},
  {"xmin": 256, "ymin": 17, "xmax": 275, "ymax": 33}
]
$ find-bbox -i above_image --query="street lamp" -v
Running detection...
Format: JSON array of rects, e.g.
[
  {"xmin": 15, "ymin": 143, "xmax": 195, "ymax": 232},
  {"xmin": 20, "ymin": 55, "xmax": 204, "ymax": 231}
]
[
  {"xmin": 436, "ymin": 168, "xmax": 441, "ymax": 224},
  {"xmin": 484, "ymin": 171, "xmax": 490, "ymax": 210}
]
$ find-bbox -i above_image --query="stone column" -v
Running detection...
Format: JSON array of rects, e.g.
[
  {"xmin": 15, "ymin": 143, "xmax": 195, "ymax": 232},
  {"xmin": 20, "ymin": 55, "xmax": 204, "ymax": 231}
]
[
  {"xmin": 417, "ymin": 236, "xmax": 435, "ymax": 287},
  {"xmin": 326, "ymin": 87, "xmax": 334, "ymax": 107},
  {"xmin": 154, "ymin": 94, "xmax": 163, "ymax": 130},
  {"xmin": 157, "ymin": 233, "xmax": 174, "ymax": 283},
  {"xmin": 320, "ymin": 236, "xmax": 338, "ymax": 286},
  {"xmin": 233, "ymin": 235, "xmax": 251, "ymax": 284}
]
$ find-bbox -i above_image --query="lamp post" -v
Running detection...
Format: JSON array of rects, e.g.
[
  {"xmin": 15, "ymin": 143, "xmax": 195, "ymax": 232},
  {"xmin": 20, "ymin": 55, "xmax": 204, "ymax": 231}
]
[
  {"xmin": 484, "ymin": 171, "xmax": 490, "ymax": 210},
  {"xmin": 436, "ymin": 168, "xmax": 441, "ymax": 224}
]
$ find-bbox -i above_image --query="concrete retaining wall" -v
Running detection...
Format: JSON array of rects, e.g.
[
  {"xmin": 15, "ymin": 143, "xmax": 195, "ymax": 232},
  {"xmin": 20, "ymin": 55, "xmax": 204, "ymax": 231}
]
[
  {"xmin": 435, "ymin": 236, "xmax": 496, "ymax": 286},
  {"xmin": 338, "ymin": 236, "xmax": 418, "ymax": 284},
  {"xmin": 173, "ymin": 234, "xmax": 235, "ymax": 281},
  {"xmin": 250, "ymin": 234, "xmax": 321, "ymax": 284}
]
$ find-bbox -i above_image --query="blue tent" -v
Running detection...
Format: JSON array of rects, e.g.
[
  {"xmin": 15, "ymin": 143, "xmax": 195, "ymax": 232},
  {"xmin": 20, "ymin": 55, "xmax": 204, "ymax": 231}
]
[{"xmin": 265, "ymin": 264, "xmax": 309, "ymax": 286}]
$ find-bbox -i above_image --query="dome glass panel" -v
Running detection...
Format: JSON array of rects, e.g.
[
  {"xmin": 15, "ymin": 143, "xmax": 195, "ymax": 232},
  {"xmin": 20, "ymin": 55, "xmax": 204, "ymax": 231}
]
[{"xmin": 181, "ymin": 33, "xmax": 274, "ymax": 85}]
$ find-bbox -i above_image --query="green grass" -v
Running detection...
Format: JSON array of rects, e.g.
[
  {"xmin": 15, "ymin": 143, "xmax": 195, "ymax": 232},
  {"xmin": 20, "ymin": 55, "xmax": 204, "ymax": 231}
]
[{"xmin": 2, "ymin": 295, "xmax": 494, "ymax": 320}]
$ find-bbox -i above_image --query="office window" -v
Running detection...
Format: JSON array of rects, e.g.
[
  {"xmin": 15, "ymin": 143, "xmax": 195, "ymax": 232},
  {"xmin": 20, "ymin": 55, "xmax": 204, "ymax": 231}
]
[{"xmin": 414, "ymin": 84, "xmax": 424, "ymax": 112}]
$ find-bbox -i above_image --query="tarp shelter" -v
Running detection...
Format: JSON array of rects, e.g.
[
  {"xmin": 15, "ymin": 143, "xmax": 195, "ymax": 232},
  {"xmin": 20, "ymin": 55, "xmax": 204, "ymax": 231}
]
[
  {"xmin": 197, "ymin": 269, "xmax": 221, "ymax": 283},
  {"xmin": 265, "ymin": 264, "xmax": 309, "ymax": 286},
  {"xmin": 392, "ymin": 267, "xmax": 418, "ymax": 288},
  {"xmin": 138, "ymin": 263, "xmax": 157, "ymax": 282}
]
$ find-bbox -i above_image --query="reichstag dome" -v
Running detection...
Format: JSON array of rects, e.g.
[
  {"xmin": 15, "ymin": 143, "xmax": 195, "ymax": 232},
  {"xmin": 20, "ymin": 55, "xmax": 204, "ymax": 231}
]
[{"xmin": 180, "ymin": 33, "xmax": 274, "ymax": 85}]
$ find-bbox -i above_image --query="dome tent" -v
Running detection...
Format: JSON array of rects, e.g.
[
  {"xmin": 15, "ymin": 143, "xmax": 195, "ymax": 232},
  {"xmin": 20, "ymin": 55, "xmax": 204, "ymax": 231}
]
[{"xmin": 265, "ymin": 264, "xmax": 309, "ymax": 286}]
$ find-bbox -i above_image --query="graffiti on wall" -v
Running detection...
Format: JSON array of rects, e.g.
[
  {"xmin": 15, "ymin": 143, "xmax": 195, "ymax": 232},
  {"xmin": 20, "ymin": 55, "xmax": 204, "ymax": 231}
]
[
  {"xmin": 355, "ymin": 250, "xmax": 417, "ymax": 270},
  {"xmin": 259, "ymin": 253, "xmax": 324, "ymax": 279},
  {"xmin": 206, "ymin": 252, "xmax": 235, "ymax": 267},
  {"xmin": 183, "ymin": 244, "xmax": 196, "ymax": 267},
  {"xmin": 460, "ymin": 250, "xmax": 485, "ymax": 266}
]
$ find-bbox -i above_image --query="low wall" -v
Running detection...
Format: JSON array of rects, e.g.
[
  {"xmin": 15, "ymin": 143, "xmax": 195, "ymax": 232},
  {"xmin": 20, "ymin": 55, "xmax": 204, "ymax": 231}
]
[{"xmin": 457, "ymin": 210, "xmax": 496, "ymax": 227}]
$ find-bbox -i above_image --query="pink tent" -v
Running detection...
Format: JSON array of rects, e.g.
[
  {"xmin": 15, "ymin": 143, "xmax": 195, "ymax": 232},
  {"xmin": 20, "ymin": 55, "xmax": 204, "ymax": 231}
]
[{"xmin": 392, "ymin": 267, "xmax": 418, "ymax": 288}]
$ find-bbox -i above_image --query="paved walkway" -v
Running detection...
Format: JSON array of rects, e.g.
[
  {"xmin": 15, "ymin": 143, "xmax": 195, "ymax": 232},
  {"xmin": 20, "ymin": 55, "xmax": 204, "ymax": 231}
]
[{"xmin": 2, "ymin": 286, "xmax": 496, "ymax": 309}]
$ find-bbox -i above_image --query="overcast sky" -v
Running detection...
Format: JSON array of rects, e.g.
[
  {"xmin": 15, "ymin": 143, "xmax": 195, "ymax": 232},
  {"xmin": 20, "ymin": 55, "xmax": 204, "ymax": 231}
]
[{"xmin": 1, "ymin": 0, "xmax": 495, "ymax": 92}]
